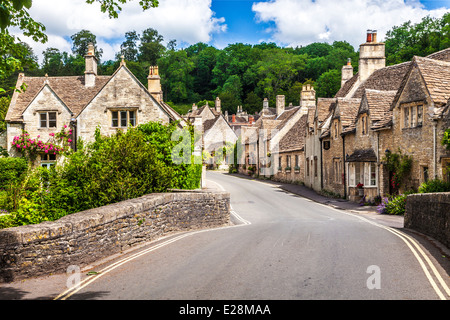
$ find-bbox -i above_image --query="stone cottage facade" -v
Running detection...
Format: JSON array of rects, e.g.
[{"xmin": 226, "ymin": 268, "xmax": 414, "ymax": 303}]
[
  {"xmin": 316, "ymin": 30, "xmax": 450, "ymax": 202},
  {"xmin": 184, "ymin": 97, "xmax": 237, "ymax": 168},
  {"xmin": 5, "ymin": 44, "xmax": 182, "ymax": 167}
]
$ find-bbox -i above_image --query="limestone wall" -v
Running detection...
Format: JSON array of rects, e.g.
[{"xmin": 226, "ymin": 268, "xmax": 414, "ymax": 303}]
[
  {"xmin": 405, "ymin": 192, "xmax": 450, "ymax": 248},
  {"xmin": 0, "ymin": 191, "xmax": 230, "ymax": 282}
]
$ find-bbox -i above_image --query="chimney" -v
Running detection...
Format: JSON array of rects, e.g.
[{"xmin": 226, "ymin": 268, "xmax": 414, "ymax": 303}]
[
  {"xmin": 263, "ymin": 98, "xmax": 269, "ymax": 110},
  {"xmin": 341, "ymin": 58, "xmax": 354, "ymax": 87},
  {"xmin": 276, "ymin": 95, "xmax": 285, "ymax": 117},
  {"xmin": 232, "ymin": 114, "xmax": 236, "ymax": 123},
  {"xmin": 148, "ymin": 66, "xmax": 163, "ymax": 102},
  {"xmin": 84, "ymin": 42, "xmax": 97, "ymax": 87},
  {"xmin": 358, "ymin": 29, "xmax": 385, "ymax": 83},
  {"xmin": 224, "ymin": 110, "xmax": 228, "ymax": 122},
  {"xmin": 192, "ymin": 103, "xmax": 197, "ymax": 111},
  {"xmin": 215, "ymin": 97, "xmax": 221, "ymax": 113},
  {"xmin": 300, "ymin": 85, "xmax": 315, "ymax": 113},
  {"xmin": 249, "ymin": 116, "xmax": 254, "ymax": 125},
  {"xmin": 366, "ymin": 29, "xmax": 373, "ymax": 42}
]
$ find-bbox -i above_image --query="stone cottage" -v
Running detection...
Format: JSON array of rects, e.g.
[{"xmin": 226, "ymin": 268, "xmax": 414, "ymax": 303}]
[
  {"xmin": 321, "ymin": 30, "xmax": 450, "ymax": 202},
  {"xmin": 4, "ymin": 43, "xmax": 182, "ymax": 167},
  {"xmin": 184, "ymin": 97, "xmax": 237, "ymax": 168}
]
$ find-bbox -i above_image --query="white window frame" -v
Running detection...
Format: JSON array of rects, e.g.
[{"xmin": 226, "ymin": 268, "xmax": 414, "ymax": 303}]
[{"xmin": 39, "ymin": 111, "xmax": 57, "ymax": 128}]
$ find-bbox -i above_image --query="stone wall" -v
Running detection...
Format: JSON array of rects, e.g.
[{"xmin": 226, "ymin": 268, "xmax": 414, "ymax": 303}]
[
  {"xmin": 405, "ymin": 192, "xmax": 450, "ymax": 248},
  {"xmin": 0, "ymin": 191, "xmax": 230, "ymax": 283}
]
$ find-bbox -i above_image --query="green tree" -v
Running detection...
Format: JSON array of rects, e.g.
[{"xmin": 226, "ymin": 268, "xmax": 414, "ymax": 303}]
[
  {"xmin": 42, "ymin": 47, "xmax": 64, "ymax": 76},
  {"xmin": 316, "ymin": 69, "xmax": 341, "ymax": 98},
  {"xmin": 138, "ymin": 27, "xmax": 165, "ymax": 65},
  {"xmin": 118, "ymin": 30, "xmax": 140, "ymax": 61},
  {"xmin": 158, "ymin": 49, "xmax": 194, "ymax": 103},
  {"xmin": 385, "ymin": 13, "xmax": 450, "ymax": 65},
  {"xmin": 70, "ymin": 29, "xmax": 103, "ymax": 60}
]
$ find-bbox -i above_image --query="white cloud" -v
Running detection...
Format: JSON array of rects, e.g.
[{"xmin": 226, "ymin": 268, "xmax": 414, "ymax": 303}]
[
  {"xmin": 252, "ymin": 0, "xmax": 449, "ymax": 49},
  {"xmin": 20, "ymin": 0, "xmax": 226, "ymax": 63}
]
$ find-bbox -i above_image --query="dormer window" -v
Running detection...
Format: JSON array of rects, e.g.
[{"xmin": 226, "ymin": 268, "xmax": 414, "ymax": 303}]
[{"xmin": 40, "ymin": 112, "xmax": 57, "ymax": 128}]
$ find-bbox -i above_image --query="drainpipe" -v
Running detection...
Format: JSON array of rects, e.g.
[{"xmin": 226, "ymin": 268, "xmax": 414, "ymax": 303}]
[
  {"xmin": 433, "ymin": 120, "xmax": 437, "ymax": 179},
  {"xmin": 342, "ymin": 134, "xmax": 347, "ymax": 199},
  {"xmin": 377, "ymin": 131, "xmax": 380, "ymax": 198},
  {"xmin": 320, "ymin": 138, "xmax": 324, "ymax": 190}
]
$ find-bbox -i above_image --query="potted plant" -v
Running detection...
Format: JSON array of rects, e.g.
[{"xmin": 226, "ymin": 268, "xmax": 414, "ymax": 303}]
[{"xmin": 357, "ymin": 183, "xmax": 364, "ymax": 196}]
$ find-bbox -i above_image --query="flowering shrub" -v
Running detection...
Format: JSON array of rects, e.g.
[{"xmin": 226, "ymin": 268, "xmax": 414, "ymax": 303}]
[
  {"xmin": 356, "ymin": 183, "xmax": 364, "ymax": 188},
  {"xmin": 376, "ymin": 197, "xmax": 389, "ymax": 214},
  {"xmin": 11, "ymin": 125, "xmax": 73, "ymax": 160}
]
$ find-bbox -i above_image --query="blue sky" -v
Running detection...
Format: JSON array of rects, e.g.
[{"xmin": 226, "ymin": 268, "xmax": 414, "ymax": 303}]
[{"xmin": 21, "ymin": 0, "xmax": 450, "ymax": 62}]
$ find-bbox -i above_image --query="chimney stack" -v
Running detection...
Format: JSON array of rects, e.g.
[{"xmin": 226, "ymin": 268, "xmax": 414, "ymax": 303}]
[
  {"xmin": 192, "ymin": 103, "xmax": 197, "ymax": 111},
  {"xmin": 276, "ymin": 95, "xmax": 285, "ymax": 117},
  {"xmin": 215, "ymin": 97, "xmax": 221, "ymax": 113},
  {"xmin": 249, "ymin": 116, "xmax": 254, "ymax": 125},
  {"xmin": 84, "ymin": 42, "xmax": 97, "ymax": 87},
  {"xmin": 232, "ymin": 114, "xmax": 236, "ymax": 123},
  {"xmin": 263, "ymin": 98, "xmax": 269, "ymax": 110},
  {"xmin": 341, "ymin": 58, "xmax": 354, "ymax": 87},
  {"xmin": 359, "ymin": 29, "xmax": 385, "ymax": 83},
  {"xmin": 148, "ymin": 66, "xmax": 163, "ymax": 102},
  {"xmin": 300, "ymin": 85, "xmax": 315, "ymax": 114}
]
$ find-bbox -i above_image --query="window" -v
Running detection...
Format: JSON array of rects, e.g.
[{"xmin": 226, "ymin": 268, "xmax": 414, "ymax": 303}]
[
  {"xmin": 423, "ymin": 166, "xmax": 429, "ymax": 183},
  {"xmin": 333, "ymin": 159, "xmax": 342, "ymax": 184},
  {"xmin": 369, "ymin": 163, "xmax": 376, "ymax": 186},
  {"xmin": 361, "ymin": 114, "xmax": 368, "ymax": 135},
  {"xmin": 314, "ymin": 156, "xmax": 318, "ymax": 177},
  {"xmin": 40, "ymin": 112, "xmax": 57, "ymax": 128},
  {"xmin": 404, "ymin": 107, "xmax": 409, "ymax": 128},
  {"xmin": 278, "ymin": 156, "xmax": 282, "ymax": 170},
  {"xmin": 295, "ymin": 155, "xmax": 299, "ymax": 167},
  {"xmin": 402, "ymin": 104, "xmax": 424, "ymax": 129},
  {"xmin": 417, "ymin": 105, "xmax": 423, "ymax": 126},
  {"xmin": 111, "ymin": 110, "xmax": 136, "ymax": 128},
  {"xmin": 286, "ymin": 155, "xmax": 291, "ymax": 168},
  {"xmin": 334, "ymin": 121, "xmax": 339, "ymax": 139},
  {"xmin": 41, "ymin": 153, "xmax": 56, "ymax": 169},
  {"xmin": 306, "ymin": 157, "xmax": 310, "ymax": 176}
]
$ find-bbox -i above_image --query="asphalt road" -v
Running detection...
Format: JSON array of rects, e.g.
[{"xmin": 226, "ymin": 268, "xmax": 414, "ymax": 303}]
[{"xmin": 1, "ymin": 171, "xmax": 449, "ymax": 302}]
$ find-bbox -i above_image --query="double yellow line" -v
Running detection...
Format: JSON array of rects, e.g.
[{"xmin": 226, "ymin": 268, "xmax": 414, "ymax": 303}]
[{"xmin": 336, "ymin": 206, "xmax": 450, "ymax": 300}]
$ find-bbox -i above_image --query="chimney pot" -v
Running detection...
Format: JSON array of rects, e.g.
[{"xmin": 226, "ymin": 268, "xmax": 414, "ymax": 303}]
[
  {"xmin": 232, "ymin": 114, "xmax": 236, "ymax": 123},
  {"xmin": 366, "ymin": 29, "xmax": 373, "ymax": 42}
]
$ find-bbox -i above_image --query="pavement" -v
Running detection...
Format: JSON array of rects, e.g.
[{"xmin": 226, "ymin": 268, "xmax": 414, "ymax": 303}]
[{"xmin": 206, "ymin": 171, "xmax": 404, "ymax": 229}]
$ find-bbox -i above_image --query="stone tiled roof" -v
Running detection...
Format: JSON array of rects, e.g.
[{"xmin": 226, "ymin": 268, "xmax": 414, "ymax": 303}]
[
  {"xmin": 351, "ymin": 62, "xmax": 411, "ymax": 99},
  {"xmin": 335, "ymin": 73, "xmax": 359, "ymax": 98},
  {"xmin": 6, "ymin": 75, "xmax": 111, "ymax": 121},
  {"xmin": 317, "ymin": 98, "xmax": 336, "ymax": 123},
  {"xmin": 335, "ymin": 98, "xmax": 361, "ymax": 130},
  {"xmin": 363, "ymin": 89, "xmax": 397, "ymax": 121},
  {"xmin": 426, "ymin": 47, "xmax": 450, "ymax": 62},
  {"xmin": 279, "ymin": 114, "xmax": 308, "ymax": 152},
  {"xmin": 414, "ymin": 56, "xmax": 450, "ymax": 107}
]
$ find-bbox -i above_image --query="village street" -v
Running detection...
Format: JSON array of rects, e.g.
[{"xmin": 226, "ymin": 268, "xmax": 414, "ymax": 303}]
[{"xmin": 1, "ymin": 171, "xmax": 449, "ymax": 301}]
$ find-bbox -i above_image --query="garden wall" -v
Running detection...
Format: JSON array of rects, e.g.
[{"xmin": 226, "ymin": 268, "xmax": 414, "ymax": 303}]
[
  {"xmin": 0, "ymin": 190, "xmax": 230, "ymax": 283},
  {"xmin": 405, "ymin": 192, "xmax": 450, "ymax": 248}
]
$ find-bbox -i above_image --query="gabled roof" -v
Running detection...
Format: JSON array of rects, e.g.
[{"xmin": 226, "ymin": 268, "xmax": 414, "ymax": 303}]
[
  {"xmin": 390, "ymin": 55, "xmax": 450, "ymax": 117},
  {"xmin": 6, "ymin": 74, "xmax": 110, "ymax": 122},
  {"xmin": 5, "ymin": 65, "xmax": 181, "ymax": 123},
  {"xmin": 279, "ymin": 114, "xmax": 308, "ymax": 153},
  {"xmin": 334, "ymin": 98, "xmax": 361, "ymax": 128},
  {"xmin": 358, "ymin": 89, "xmax": 397, "ymax": 131}
]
